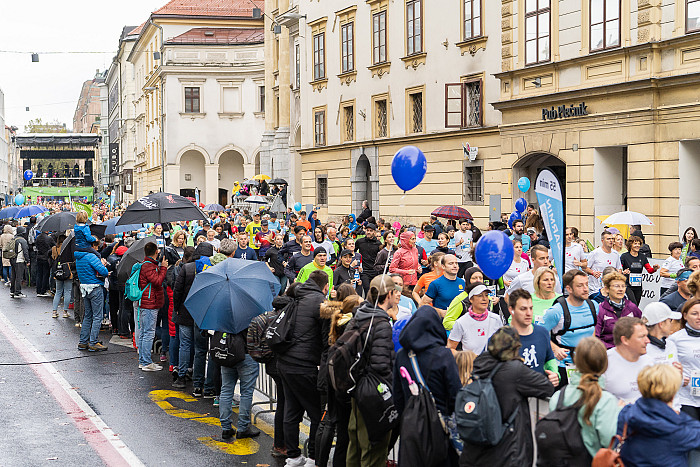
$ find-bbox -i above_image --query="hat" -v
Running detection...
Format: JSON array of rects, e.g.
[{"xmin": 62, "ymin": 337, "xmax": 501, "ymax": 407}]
[
  {"xmin": 261, "ymin": 219, "xmax": 268, "ymax": 226},
  {"xmin": 116, "ymin": 246, "xmax": 128, "ymax": 256},
  {"xmin": 423, "ymin": 225, "xmax": 435, "ymax": 232},
  {"xmin": 526, "ymin": 227, "xmax": 537, "ymax": 235},
  {"xmin": 676, "ymin": 268, "xmax": 692, "ymax": 282},
  {"xmin": 369, "ymin": 274, "xmax": 401, "ymax": 295},
  {"xmin": 642, "ymin": 302, "xmax": 682, "ymax": 326},
  {"xmin": 468, "ymin": 284, "xmax": 489, "ymax": 300},
  {"xmin": 365, "ymin": 223, "xmax": 378, "ymax": 231},
  {"xmin": 253, "ymin": 212, "xmax": 261, "ymax": 217},
  {"xmin": 313, "ymin": 246, "xmax": 327, "ymax": 258},
  {"xmin": 340, "ymin": 248, "xmax": 353, "ymax": 257}
]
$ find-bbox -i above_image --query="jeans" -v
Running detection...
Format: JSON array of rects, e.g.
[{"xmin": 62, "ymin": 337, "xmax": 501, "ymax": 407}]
[
  {"xmin": 277, "ymin": 275, "xmax": 288, "ymax": 295},
  {"xmin": 36, "ymin": 259, "xmax": 50, "ymax": 295},
  {"xmin": 193, "ymin": 325, "xmax": 209, "ymax": 388},
  {"xmin": 52, "ymin": 279, "xmax": 72, "ymax": 312},
  {"xmin": 219, "ymin": 355, "xmax": 259, "ymax": 432},
  {"xmin": 178, "ymin": 325, "xmax": 194, "ymax": 378},
  {"xmin": 1, "ymin": 265, "xmax": 10, "ymax": 282},
  {"xmin": 137, "ymin": 307, "xmax": 159, "ymax": 366},
  {"xmin": 170, "ymin": 326, "xmax": 180, "ymax": 369},
  {"xmin": 79, "ymin": 286, "xmax": 104, "ymax": 345}
]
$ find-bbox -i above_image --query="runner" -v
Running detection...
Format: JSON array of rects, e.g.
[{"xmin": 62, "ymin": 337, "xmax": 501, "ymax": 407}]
[{"xmin": 583, "ymin": 230, "xmax": 622, "ymax": 294}]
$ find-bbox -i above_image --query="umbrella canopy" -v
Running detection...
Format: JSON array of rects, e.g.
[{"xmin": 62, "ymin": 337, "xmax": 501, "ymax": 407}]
[
  {"xmin": 204, "ymin": 203, "xmax": 225, "ymax": 212},
  {"xmin": 101, "ymin": 216, "xmax": 144, "ymax": 235},
  {"xmin": 37, "ymin": 211, "xmax": 84, "ymax": 233},
  {"xmin": 117, "ymin": 192, "xmax": 208, "ymax": 226},
  {"xmin": 252, "ymin": 174, "xmax": 271, "ymax": 181},
  {"xmin": 241, "ymin": 179, "xmax": 259, "ymax": 186},
  {"xmin": 268, "ymin": 178, "xmax": 287, "ymax": 185},
  {"xmin": 116, "ymin": 235, "xmax": 157, "ymax": 284},
  {"xmin": 0, "ymin": 206, "xmax": 20, "ymax": 220},
  {"xmin": 16, "ymin": 205, "xmax": 48, "ymax": 218},
  {"xmin": 600, "ymin": 211, "xmax": 653, "ymax": 226},
  {"xmin": 431, "ymin": 205, "xmax": 473, "ymax": 220},
  {"xmin": 245, "ymin": 195, "xmax": 268, "ymax": 204},
  {"xmin": 185, "ymin": 259, "xmax": 280, "ymax": 333}
]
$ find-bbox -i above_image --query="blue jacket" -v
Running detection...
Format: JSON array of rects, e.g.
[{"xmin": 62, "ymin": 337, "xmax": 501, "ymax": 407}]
[
  {"xmin": 75, "ymin": 250, "xmax": 109, "ymax": 285},
  {"xmin": 74, "ymin": 224, "xmax": 96, "ymax": 250},
  {"xmin": 618, "ymin": 397, "xmax": 700, "ymax": 467}
]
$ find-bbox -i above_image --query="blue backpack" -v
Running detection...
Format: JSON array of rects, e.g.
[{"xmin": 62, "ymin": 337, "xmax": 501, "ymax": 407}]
[{"xmin": 125, "ymin": 262, "xmax": 151, "ymax": 303}]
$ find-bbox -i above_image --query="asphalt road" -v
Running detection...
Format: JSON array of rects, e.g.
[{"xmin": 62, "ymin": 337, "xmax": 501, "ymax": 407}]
[{"xmin": 0, "ymin": 288, "xmax": 286, "ymax": 466}]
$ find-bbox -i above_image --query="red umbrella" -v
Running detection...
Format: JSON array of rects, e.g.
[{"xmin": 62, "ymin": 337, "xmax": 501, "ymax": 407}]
[{"xmin": 431, "ymin": 205, "xmax": 473, "ymax": 220}]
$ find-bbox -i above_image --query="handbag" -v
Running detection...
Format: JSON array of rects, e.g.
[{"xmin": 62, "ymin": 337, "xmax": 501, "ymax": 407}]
[{"xmin": 592, "ymin": 422, "xmax": 628, "ymax": 467}]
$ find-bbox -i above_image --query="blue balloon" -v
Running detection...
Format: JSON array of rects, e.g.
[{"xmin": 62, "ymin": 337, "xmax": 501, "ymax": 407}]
[
  {"xmin": 392, "ymin": 317, "xmax": 410, "ymax": 352},
  {"xmin": 23, "ymin": 170, "xmax": 34, "ymax": 181},
  {"xmin": 391, "ymin": 146, "xmax": 427, "ymax": 192},
  {"xmin": 508, "ymin": 211, "xmax": 522, "ymax": 229},
  {"xmin": 474, "ymin": 230, "xmax": 515, "ymax": 280},
  {"xmin": 517, "ymin": 177, "xmax": 531, "ymax": 193},
  {"xmin": 14, "ymin": 194, "xmax": 25, "ymax": 206},
  {"xmin": 293, "ymin": 202, "xmax": 302, "ymax": 212},
  {"xmin": 515, "ymin": 197, "xmax": 527, "ymax": 213}
]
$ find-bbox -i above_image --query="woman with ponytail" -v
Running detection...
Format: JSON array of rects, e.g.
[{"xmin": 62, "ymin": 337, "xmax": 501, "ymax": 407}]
[{"xmin": 548, "ymin": 337, "xmax": 621, "ymax": 458}]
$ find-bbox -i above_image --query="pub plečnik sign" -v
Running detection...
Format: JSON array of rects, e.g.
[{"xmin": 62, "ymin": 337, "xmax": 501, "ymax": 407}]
[{"xmin": 542, "ymin": 102, "xmax": 588, "ymax": 121}]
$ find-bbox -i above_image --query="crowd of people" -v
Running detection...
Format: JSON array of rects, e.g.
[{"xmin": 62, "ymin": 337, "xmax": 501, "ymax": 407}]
[{"xmin": 3, "ymin": 197, "xmax": 700, "ymax": 466}]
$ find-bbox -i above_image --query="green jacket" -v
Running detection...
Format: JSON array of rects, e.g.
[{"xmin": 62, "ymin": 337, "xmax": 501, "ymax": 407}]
[
  {"xmin": 296, "ymin": 262, "xmax": 333, "ymax": 294},
  {"xmin": 443, "ymin": 291, "xmax": 469, "ymax": 331},
  {"xmin": 548, "ymin": 372, "xmax": 621, "ymax": 458}
]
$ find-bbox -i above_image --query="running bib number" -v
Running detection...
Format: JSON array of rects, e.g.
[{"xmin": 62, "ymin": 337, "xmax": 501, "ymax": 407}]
[
  {"xmin": 692, "ymin": 371, "xmax": 700, "ymax": 397},
  {"xmin": 629, "ymin": 273, "xmax": 642, "ymax": 286},
  {"xmin": 156, "ymin": 238, "xmax": 165, "ymax": 249},
  {"xmin": 565, "ymin": 363, "xmax": 579, "ymax": 381},
  {"xmin": 487, "ymin": 285, "xmax": 497, "ymax": 299}
]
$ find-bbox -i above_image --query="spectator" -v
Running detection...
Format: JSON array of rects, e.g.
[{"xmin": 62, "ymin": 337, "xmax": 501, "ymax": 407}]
[
  {"xmin": 0, "ymin": 224, "xmax": 13, "ymax": 285},
  {"xmin": 34, "ymin": 229, "xmax": 55, "ymax": 297},
  {"xmin": 659, "ymin": 241, "xmax": 685, "ymax": 296},
  {"xmin": 603, "ymin": 317, "xmax": 653, "ymax": 403},
  {"xmin": 355, "ymin": 223, "xmax": 382, "ymax": 295},
  {"xmin": 137, "ymin": 241, "xmax": 169, "ymax": 371},
  {"xmin": 51, "ymin": 234, "xmax": 72, "ymax": 319},
  {"xmin": 356, "ymin": 200, "xmax": 372, "ymax": 224},
  {"xmin": 595, "ymin": 271, "xmax": 642, "ymax": 349},
  {"xmin": 10, "ymin": 226, "xmax": 30, "ymax": 298},
  {"xmin": 389, "ymin": 231, "xmax": 420, "ymax": 287},
  {"xmin": 172, "ymin": 247, "xmax": 197, "ymax": 388},
  {"xmin": 667, "ymin": 298, "xmax": 700, "ymax": 421},
  {"xmin": 76, "ymin": 239, "xmax": 109, "ymax": 352}
]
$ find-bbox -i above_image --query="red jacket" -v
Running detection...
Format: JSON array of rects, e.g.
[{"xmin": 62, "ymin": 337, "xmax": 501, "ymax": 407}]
[
  {"xmin": 138, "ymin": 257, "xmax": 167, "ymax": 310},
  {"xmin": 390, "ymin": 232, "xmax": 420, "ymax": 285}
]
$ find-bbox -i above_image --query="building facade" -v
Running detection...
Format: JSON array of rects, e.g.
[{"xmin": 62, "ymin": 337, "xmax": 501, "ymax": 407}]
[
  {"xmin": 126, "ymin": 0, "xmax": 265, "ymax": 206},
  {"xmin": 0, "ymin": 87, "xmax": 10, "ymax": 200},
  {"xmin": 72, "ymin": 71, "xmax": 106, "ymax": 134}
]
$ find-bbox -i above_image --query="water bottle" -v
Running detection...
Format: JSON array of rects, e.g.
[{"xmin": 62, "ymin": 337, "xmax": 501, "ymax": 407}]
[{"xmin": 353, "ymin": 269, "xmax": 360, "ymax": 284}]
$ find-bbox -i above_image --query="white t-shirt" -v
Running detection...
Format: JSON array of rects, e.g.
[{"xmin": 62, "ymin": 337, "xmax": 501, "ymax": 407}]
[
  {"xmin": 645, "ymin": 339, "xmax": 679, "ymax": 366},
  {"xmin": 667, "ymin": 328, "xmax": 700, "ymax": 407},
  {"xmin": 506, "ymin": 269, "xmax": 562, "ymax": 295},
  {"xmin": 586, "ymin": 248, "xmax": 622, "ymax": 293},
  {"xmin": 564, "ymin": 243, "xmax": 585, "ymax": 273},
  {"xmin": 504, "ymin": 258, "xmax": 530, "ymax": 283},
  {"xmin": 603, "ymin": 349, "xmax": 654, "ymax": 404},
  {"xmin": 453, "ymin": 230, "xmax": 473, "ymax": 263},
  {"xmin": 448, "ymin": 312, "xmax": 503, "ymax": 354},
  {"xmin": 660, "ymin": 256, "xmax": 684, "ymax": 289}
]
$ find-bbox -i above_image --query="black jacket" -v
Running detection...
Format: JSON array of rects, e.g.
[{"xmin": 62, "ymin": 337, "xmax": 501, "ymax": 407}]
[
  {"xmin": 35, "ymin": 232, "xmax": 55, "ymax": 261},
  {"xmin": 357, "ymin": 207, "xmax": 372, "ymax": 224},
  {"xmin": 276, "ymin": 280, "xmax": 328, "ymax": 373},
  {"xmin": 278, "ymin": 239, "xmax": 302, "ymax": 262},
  {"xmin": 355, "ymin": 236, "xmax": 382, "ymax": 272},
  {"xmin": 284, "ymin": 251, "xmax": 313, "ymax": 280},
  {"xmin": 173, "ymin": 261, "xmax": 197, "ymax": 326},
  {"xmin": 265, "ymin": 245, "xmax": 284, "ymax": 277},
  {"xmin": 393, "ymin": 306, "xmax": 461, "ymax": 415},
  {"xmin": 459, "ymin": 352, "xmax": 555, "ymax": 467},
  {"xmin": 345, "ymin": 301, "xmax": 394, "ymax": 381}
]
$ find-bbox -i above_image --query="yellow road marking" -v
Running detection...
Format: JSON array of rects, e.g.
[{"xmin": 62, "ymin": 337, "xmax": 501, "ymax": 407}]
[{"xmin": 197, "ymin": 436, "xmax": 260, "ymax": 455}]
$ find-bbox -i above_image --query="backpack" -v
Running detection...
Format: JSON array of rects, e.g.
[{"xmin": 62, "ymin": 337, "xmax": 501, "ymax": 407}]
[
  {"xmin": 247, "ymin": 311, "xmax": 278, "ymax": 364},
  {"xmin": 327, "ymin": 318, "xmax": 373, "ymax": 395},
  {"xmin": 53, "ymin": 262, "xmax": 71, "ymax": 281},
  {"xmin": 552, "ymin": 296, "xmax": 597, "ymax": 353},
  {"xmin": 209, "ymin": 331, "xmax": 246, "ymax": 368},
  {"xmin": 3, "ymin": 238, "xmax": 16, "ymax": 260},
  {"xmin": 125, "ymin": 262, "xmax": 152, "ymax": 303},
  {"xmin": 264, "ymin": 298, "xmax": 298, "ymax": 353},
  {"xmin": 398, "ymin": 351, "xmax": 451, "ymax": 467},
  {"xmin": 535, "ymin": 388, "xmax": 592, "ymax": 467},
  {"xmin": 455, "ymin": 362, "xmax": 519, "ymax": 446}
]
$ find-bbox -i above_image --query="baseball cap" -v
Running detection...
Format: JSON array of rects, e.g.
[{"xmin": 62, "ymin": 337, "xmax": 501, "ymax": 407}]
[
  {"xmin": 423, "ymin": 225, "xmax": 435, "ymax": 232},
  {"xmin": 313, "ymin": 246, "xmax": 327, "ymax": 257},
  {"xmin": 369, "ymin": 274, "xmax": 401, "ymax": 295},
  {"xmin": 468, "ymin": 284, "xmax": 489, "ymax": 300},
  {"xmin": 526, "ymin": 227, "xmax": 537, "ymax": 235},
  {"xmin": 340, "ymin": 248, "xmax": 353, "ymax": 257},
  {"xmin": 642, "ymin": 302, "xmax": 682, "ymax": 326},
  {"xmin": 115, "ymin": 246, "xmax": 128, "ymax": 256},
  {"xmin": 676, "ymin": 268, "xmax": 692, "ymax": 281}
]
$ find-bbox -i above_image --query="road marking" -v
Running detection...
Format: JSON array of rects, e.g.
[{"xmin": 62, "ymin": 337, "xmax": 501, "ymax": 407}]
[{"xmin": 0, "ymin": 310, "xmax": 144, "ymax": 467}]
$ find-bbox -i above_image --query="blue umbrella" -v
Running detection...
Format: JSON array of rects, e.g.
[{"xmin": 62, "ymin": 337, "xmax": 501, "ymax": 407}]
[
  {"xmin": 16, "ymin": 205, "xmax": 48, "ymax": 218},
  {"xmin": 101, "ymin": 216, "xmax": 144, "ymax": 235},
  {"xmin": 185, "ymin": 259, "xmax": 281, "ymax": 333},
  {"xmin": 0, "ymin": 206, "xmax": 20, "ymax": 220},
  {"xmin": 204, "ymin": 203, "xmax": 225, "ymax": 212}
]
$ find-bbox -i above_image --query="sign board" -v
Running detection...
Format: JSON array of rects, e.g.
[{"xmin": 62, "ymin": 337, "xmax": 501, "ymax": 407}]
[
  {"xmin": 123, "ymin": 169, "xmax": 133, "ymax": 194},
  {"xmin": 639, "ymin": 258, "xmax": 665, "ymax": 309},
  {"xmin": 489, "ymin": 194, "xmax": 501, "ymax": 222},
  {"xmin": 542, "ymin": 102, "xmax": 589, "ymax": 121},
  {"xmin": 463, "ymin": 143, "xmax": 478, "ymax": 161},
  {"xmin": 535, "ymin": 169, "xmax": 564, "ymax": 286},
  {"xmin": 109, "ymin": 143, "xmax": 119, "ymax": 176}
]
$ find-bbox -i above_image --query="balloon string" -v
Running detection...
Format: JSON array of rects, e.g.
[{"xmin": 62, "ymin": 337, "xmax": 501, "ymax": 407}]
[{"xmin": 399, "ymin": 193, "xmax": 406, "ymax": 208}]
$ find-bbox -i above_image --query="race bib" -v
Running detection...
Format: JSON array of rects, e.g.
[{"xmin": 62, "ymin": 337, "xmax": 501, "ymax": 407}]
[
  {"xmin": 565, "ymin": 363, "xmax": 579, "ymax": 381},
  {"xmin": 533, "ymin": 315, "xmax": 545, "ymax": 326},
  {"xmin": 691, "ymin": 371, "xmax": 700, "ymax": 397},
  {"xmin": 629, "ymin": 273, "xmax": 642, "ymax": 286},
  {"xmin": 156, "ymin": 238, "xmax": 165, "ymax": 249},
  {"xmin": 487, "ymin": 285, "xmax": 497, "ymax": 299}
]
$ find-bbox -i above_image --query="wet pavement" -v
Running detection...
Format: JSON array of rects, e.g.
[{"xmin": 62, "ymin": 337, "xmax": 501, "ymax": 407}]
[{"xmin": 0, "ymin": 289, "xmax": 287, "ymax": 466}]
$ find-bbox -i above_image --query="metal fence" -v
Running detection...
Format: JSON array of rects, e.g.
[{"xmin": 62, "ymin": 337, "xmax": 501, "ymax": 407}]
[{"xmin": 253, "ymin": 365, "xmax": 277, "ymax": 423}]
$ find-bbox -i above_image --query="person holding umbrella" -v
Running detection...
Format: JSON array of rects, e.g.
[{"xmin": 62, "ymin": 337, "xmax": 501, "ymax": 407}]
[{"xmin": 137, "ymin": 242, "xmax": 169, "ymax": 371}]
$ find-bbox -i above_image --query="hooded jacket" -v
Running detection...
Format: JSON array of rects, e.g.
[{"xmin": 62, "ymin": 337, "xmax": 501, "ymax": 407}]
[
  {"xmin": 618, "ymin": 397, "xmax": 700, "ymax": 467},
  {"xmin": 35, "ymin": 232, "xmax": 55, "ymax": 261},
  {"xmin": 390, "ymin": 232, "xmax": 420, "ymax": 285},
  {"xmin": 347, "ymin": 214, "xmax": 358, "ymax": 234},
  {"xmin": 13, "ymin": 227, "xmax": 30, "ymax": 263},
  {"xmin": 393, "ymin": 306, "xmax": 461, "ymax": 414},
  {"xmin": 344, "ymin": 301, "xmax": 394, "ymax": 381},
  {"xmin": 0, "ymin": 225, "xmax": 13, "ymax": 267},
  {"xmin": 277, "ymin": 279, "xmax": 329, "ymax": 373},
  {"xmin": 173, "ymin": 260, "xmax": 197, "ymax": 326},
  {"xmin": 459, "ymin": 351, "xmax": 554, "ymax": 467},
  {"xmin": 595, "ymin": 298, "xmax": 642, "ymax": 349}
]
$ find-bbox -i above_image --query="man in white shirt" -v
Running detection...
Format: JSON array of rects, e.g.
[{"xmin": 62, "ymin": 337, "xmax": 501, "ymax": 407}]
[
  {"xmin": 564, "ymin": 227, "xmax": 587, "ymax": 273},
  {"xmin": 603, "ymin": 316, "xmax": 654, "ymax": 403},
  {"xmin": 453, "ymin": 218, "xmax": 474, "ymax": 278},
  {"xmin": 583, "ymin": 230, "xmax": 621, "ymax": 294},
  {"xmin": 506, "ymin": 245, "xmax": 562, "ymax": 296}
]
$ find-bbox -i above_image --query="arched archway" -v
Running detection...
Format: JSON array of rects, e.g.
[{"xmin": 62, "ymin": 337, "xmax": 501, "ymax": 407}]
[
  {"xmin": 179, "ymin": 150, "xmax": 206, "ymax": 199},
  {"xmin": 254, "ymin": 151, "xmax": 261, "ymax": 176},
  {"xmin": 352, "ymin": 153, "xmax": 377, "ymax": 215},
  {"xmin": 513, "ymin": 152, "xmax": 566, "ymax": 205},
  {"xmin": 218, "ymin": 150, "xmax": 245, "ymax": 205}
]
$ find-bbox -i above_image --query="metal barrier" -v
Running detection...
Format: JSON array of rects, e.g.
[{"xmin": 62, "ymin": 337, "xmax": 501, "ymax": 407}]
[{"xmin": 253, "ymin": 365, "xmax": 277, "ymax": 423}]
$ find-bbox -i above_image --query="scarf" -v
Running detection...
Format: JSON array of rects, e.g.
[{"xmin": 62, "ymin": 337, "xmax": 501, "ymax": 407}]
[
  {"xmin": 607, "ymin": 297, "xmax": 625, "ymax": 317},
  {"xmin": 686, "ymin": 324, "xmax": 700, "ymax": 338},
  {"xmin": 648, "ymin": 334, "xmax": 666, "ymax": 350},
  {"xmin": 468, "ymin": 306, "xmax": 488, "ymax": 322}
]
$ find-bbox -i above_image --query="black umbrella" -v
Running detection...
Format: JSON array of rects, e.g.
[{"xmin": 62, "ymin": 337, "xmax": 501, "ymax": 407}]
[
  {"xmin": 117, "ymin": 192, "xmax": 208, "ymax": 226},
  {"xmin": 268, "ymin": 178, "xmax": 287, "ymax": 185},
  {"xmin": 116, "ymin": 235, "xmax": 157, "ymax": 284},
  {"xmin": 37, "ymin": 212, "xmax": 86, "ymax": 233}
]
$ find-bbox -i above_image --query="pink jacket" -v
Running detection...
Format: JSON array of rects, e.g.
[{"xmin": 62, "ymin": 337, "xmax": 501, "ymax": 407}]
[{"xmin": 390, "ymin": 232, "xmax": 419, "ymax": 285}]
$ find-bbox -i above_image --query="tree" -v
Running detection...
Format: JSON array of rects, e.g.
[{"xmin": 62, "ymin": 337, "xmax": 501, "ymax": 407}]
[{"xmin": 24, "ymin": 118, "xmax": 69, "ymax": 133}]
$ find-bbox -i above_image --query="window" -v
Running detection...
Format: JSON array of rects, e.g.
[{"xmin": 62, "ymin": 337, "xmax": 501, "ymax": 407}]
[
  {"xmin": 295, "ymin": 43, "xmax": 301, "ymax": 88},
  {"xmin": 445, "ymin": 79, "xmax": 482, "ymax": 128},
  {"xmin": 406, "ymin": 0, "xmax": 422, "ymax": 55},
  {"xmin": 184, "ymin": 87, "xmax": 200, "ymax": 113},
  {"xmin": 343, "ymin": 104, "xmax": 354, "ymax": 142},
  {"xmin": 525, "ymin": 0, "xmax": 550, "ymax": 65},
  {"xmin": 463, "ymin": 163, "xmax": 483, "ymax": 204},
  {"xmin": 341, "ymin": 22, "xmax": 355, "ymax": 73},
  {"xmin": 222, "ymin": 87, "xmax": 241, "ymax": 114},
  {"xmin": 464, "ymin": 0, "xmax": 482, "ymax": 39},
  {"xmin": 317, "ymin": 175, "xmax": 328, "ymax": 205},
  {"xmin": 407, "ymin": 90, "xmax": 424, "ymax": 133},
  {"xmin": 259, "ymin": 86, "xmax": 265, "ymax": 113},
  {"xmin": 313, "ymin": 33, "xmax": 326, "ymax": 80},
  {"xmin": 590, "ymin": 0, "xmax": 620, "ymax": 51},
  {"xmin": 375, "ymin": 98, "xmax": 388, "ymax": 138},
  {"xmin": 314, "ymin": 108, "xmax": 326, "ymax": 146},
  {"xmin": 373, "ymin": 11, "xmax": 387, "ymax": 64},
  {"xmin": 688, "ymin": 0, "xmax": 700, "ymax": 33}
]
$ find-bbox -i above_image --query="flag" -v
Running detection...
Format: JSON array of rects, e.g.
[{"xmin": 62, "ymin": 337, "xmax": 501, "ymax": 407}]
[
  {"xmin": 73, "ymin": 202, "xmax": 93, "ymax": 219},
  {"xmin": 535, "ymin": 169, "xmax": 565, "ymax": 286}
]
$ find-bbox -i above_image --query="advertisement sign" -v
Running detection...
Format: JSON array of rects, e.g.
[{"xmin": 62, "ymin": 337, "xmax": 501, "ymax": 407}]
[
  {"xmin": 123, "ymin": 169, "xmax": 133, "ymax": 194},
  {"xmin": 535, "ymin": 169, "xmax": 564, "ymax": 286},
  {"xmin": 109, "ymin": 143, "xmax": 119, "ymax": 176},
  {"xmin": 639, "ymin": 258, "xmax": 664, "ymax": 309}
]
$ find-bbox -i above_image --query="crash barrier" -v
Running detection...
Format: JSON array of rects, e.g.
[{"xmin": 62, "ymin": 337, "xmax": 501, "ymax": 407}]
[{"xmin": 253, "ymin": 365, "xmax": 278, "ymax": 423}]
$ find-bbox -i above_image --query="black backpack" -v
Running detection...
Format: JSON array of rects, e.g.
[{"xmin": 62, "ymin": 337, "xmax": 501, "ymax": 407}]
[
  {"xmin": 209, "ymin": 331, "xmax": 246, "ymax": 368},
  {"xmin": 264, "ymin": 298, "xmax": 298, "ymax": 353},
  {"xmin": 552, "ymin": 296, "xmax": 597, "ymax": 354},
  {"xmin": 535, "ymin": 389, "xmax": 592, "ymax": 467},
  {"xmin": 327, "ymin": 318, "xmax": 373, "ymax": 395}
]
